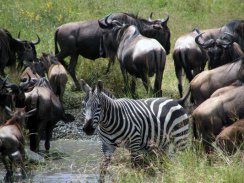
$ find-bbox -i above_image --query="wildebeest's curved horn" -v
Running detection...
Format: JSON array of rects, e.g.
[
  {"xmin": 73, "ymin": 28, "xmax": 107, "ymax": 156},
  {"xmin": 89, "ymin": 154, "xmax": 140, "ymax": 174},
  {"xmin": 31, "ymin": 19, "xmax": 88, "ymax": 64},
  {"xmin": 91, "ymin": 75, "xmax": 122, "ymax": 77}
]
[
  {"xmin": 195, "ymin": 32, "xmax": 211, "ymax": 48},
  {"xmin": 18, "ymin": 31, "xmax": 21, "ymax": 38},
  {"xmin": 32, "ymin": 34, "xmax": 40, "ymax": 45},
  {"xmin": 98, "ymin": 13, "xmax": 113, "ymax": 29},
  {"xmin": 161, "ymin": 13, "xmax": 169, "ymax": 25}
]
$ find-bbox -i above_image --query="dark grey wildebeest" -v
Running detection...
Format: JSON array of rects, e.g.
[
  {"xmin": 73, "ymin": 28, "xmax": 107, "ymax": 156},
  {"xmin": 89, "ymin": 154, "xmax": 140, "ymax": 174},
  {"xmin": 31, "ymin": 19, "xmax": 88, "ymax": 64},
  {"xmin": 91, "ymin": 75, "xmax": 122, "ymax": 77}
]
[
  {"xmin": 54, "ymin": 12, "xmax": 170, "ymax": 89},
  {"xmin": 173, "ymin": 28, "xmax": 208, "ymax": 97},
  {"xmin": 195, "ymin": 31, "xmax": 244, "ymax": 69},
  {"xmin": 99, "ymin": 20, "xmax": 166, "ymax": 97},
  {"xmin": 0, "ymin": 28, "xmax": 40, "ymax": 76}
]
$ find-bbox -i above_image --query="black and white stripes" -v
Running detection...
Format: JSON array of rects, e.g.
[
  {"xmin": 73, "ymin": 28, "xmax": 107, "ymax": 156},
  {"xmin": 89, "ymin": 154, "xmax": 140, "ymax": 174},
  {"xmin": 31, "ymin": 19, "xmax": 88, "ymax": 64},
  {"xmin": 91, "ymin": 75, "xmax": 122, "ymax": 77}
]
[{"xmin": 82, "ymin": 80, "xmax": 189, "ymax": 164}]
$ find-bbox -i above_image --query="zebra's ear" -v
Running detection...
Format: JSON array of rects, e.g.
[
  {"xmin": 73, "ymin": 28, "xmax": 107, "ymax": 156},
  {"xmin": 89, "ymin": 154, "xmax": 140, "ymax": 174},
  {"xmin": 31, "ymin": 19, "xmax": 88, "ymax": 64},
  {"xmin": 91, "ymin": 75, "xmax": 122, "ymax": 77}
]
[
  {"xmin": 80, "ymin": 79, "xmax": 91, "ymax": 93},
  {"xmin": 97, "ymin": 80, "xmax": 103, "ymax": 93}
]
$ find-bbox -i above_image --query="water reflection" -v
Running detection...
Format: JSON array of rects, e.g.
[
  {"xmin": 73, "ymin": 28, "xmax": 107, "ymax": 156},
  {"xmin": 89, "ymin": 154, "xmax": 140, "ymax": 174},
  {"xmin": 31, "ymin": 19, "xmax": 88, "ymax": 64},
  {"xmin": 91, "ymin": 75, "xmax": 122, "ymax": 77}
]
[{"xmin": 0, "ymin": 139, "xmax": 102, "ymax": 183}]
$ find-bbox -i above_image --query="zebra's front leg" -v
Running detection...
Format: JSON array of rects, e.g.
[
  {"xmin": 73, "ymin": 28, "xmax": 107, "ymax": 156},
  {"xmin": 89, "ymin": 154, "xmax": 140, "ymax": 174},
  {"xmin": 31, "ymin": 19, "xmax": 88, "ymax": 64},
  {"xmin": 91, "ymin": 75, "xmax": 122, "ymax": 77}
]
[
  {"xmin": 99, "ymin": 142, "xmax": 115, "ymax": 183},
  {"xmin": 130, "ymin": 151, "xmax": 141, "ymax": 168}
]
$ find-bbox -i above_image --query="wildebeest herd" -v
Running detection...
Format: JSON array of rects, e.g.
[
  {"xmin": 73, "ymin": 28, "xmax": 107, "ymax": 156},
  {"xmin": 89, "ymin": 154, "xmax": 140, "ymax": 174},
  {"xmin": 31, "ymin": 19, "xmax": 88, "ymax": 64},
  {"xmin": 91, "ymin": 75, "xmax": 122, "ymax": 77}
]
[{"xmin": 0, "ymin": 12, "xmax": 243, "ymax": 182}]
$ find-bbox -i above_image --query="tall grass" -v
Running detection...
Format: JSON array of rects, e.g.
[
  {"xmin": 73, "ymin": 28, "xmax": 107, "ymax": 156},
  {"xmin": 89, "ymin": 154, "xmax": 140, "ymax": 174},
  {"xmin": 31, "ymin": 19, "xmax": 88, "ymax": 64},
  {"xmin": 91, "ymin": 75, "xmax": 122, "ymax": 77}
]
[{"xmin": 1, "ymin": 0, "xmax": 244, "ymax": 182}]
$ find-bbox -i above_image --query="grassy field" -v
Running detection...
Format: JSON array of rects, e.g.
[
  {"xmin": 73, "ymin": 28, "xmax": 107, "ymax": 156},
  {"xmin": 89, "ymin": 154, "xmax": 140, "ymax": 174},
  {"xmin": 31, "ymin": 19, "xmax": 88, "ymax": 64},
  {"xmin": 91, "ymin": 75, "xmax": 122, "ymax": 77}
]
[{"xmin": 1, "ymin": 0, "xmax": 244, "ymax": 182}]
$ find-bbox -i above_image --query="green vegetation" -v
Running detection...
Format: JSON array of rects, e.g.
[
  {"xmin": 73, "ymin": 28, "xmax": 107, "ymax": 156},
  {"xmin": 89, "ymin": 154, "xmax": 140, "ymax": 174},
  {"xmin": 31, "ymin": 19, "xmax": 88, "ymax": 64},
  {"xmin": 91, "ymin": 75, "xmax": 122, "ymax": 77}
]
[{"xmin": 1, "ymin": 0, "xmax": 244, "ymax": 182}]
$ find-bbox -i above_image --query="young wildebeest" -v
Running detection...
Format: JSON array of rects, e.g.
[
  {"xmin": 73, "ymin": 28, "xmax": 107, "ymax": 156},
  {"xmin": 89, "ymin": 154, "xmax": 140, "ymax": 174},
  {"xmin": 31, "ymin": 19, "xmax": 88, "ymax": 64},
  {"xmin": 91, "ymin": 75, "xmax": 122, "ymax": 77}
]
[
  {"xmin": 5, "ymin": 77, "xmax": 73, "ymax": 152},
  {"xmin": 82, "ymin": 80, "xmax": 189, "ymax": 182},
  {"xmin": 192, "ymin": 85, "xmax": 244, "ymax": 152},
  {"xmin": 99, "ymin": 20, "xmax": 166, "ymax": 97},
  {"xmin": 216, "ymin": 119, "xmax": 244, "ymax": 154},
  {"xmin": 39, "ymin": 53, "xmax": 68, "ymax": 102},
  {"xmin": 54, "ymin": 12, "xmax": 170, "ymax": 89},
  {"xmin": 180, "ymin": 56, "xmax": 244, "ymax": 106},
  {"xmin": 0, "ymin": 107, "xmax": 36, "ymax": 182}
]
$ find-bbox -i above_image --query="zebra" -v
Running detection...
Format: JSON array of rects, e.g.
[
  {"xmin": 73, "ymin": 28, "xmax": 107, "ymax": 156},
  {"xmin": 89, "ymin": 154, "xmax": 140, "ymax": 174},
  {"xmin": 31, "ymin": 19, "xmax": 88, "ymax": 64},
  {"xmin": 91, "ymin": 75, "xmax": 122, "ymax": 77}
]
[{"xmin": 81, "ymin": 80, "xmax": 189, "ymax": 181}]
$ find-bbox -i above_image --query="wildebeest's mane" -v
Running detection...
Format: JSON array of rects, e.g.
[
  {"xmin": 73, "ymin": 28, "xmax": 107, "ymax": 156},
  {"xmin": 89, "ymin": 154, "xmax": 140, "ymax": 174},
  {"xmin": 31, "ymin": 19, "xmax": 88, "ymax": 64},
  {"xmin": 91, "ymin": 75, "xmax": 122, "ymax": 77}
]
[{"xmin": 222, "ymin": 56, "xmax": 244, "ymax": 74}]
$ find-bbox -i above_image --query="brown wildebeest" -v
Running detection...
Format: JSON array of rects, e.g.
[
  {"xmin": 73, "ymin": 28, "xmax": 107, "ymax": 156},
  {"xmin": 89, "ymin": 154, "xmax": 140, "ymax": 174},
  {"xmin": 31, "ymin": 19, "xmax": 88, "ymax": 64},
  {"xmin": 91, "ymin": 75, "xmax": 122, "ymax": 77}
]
[
  {"xmin": 5, "ymin": 78, "xmax": 74, "ymax": 152},
  {"xmin": 55, "ymin": 12, "xmax": 170, "ymax": 89},
  {"xmin": 0, "ymin": 107, "xmax": 36, "ymax": 182},
  {"xmin": 39, "ymin": 53, "xmax": 68, "ymax": 101},
  {"xmin": 216, "ymin": 119, "xmax": 244, "ymax": 154},
  {"xmin": 179, "ymin": 56, "xmax": 244, "ymax": 106},
  {"xmin": 173, "ymin": 19, "xmax": 244, "ymax": 97},
  {"xmin": 99, "ymin": 20, "xmax": 166, "ymax": 97},
  {"xmin": 192, "ymin": 85, "xmax": 244, "ymax": 152}
]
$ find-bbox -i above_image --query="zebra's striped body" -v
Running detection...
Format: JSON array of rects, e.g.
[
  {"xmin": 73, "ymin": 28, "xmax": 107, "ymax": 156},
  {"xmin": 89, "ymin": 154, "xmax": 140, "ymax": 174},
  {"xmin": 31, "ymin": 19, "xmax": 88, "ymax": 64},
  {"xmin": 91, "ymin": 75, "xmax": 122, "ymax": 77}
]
[
  {"xmin": 82, "ymin": 80, "xmax": 189, "ymax": 161},
  {"xmin": 97, "ymin": 97, "xmax": 189, "ymax": 152}
]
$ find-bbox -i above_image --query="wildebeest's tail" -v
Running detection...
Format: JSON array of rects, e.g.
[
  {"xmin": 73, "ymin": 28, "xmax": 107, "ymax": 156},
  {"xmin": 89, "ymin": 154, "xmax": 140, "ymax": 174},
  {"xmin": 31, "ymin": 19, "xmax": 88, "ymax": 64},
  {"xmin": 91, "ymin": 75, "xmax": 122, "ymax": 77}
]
[
  {"xmin": 175, "ymin": 85, "xmax": 191, "ymax": 106},
  {"xmin": 54, "ymin": 29, "xmax": 59, "ymax": 55},
  {"xmin": 179, "ymin": 50, "xmax": 193, "ymax": 82}
]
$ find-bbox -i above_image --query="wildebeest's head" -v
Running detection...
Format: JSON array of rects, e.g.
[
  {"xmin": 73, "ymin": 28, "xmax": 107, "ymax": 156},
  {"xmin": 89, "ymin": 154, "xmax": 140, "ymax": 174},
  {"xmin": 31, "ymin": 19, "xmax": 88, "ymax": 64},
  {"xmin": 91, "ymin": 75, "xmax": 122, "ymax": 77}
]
[
  {"xmin": 81, "ymin": 79, "xmax": 104, "ymax": 136},
  {"xmin": 98, "ymin": 12, "xmax": 171, "ymax": 55},
  {"xmin": 39, "ymin": 53, "xmax": 59, "ymax": 72},
  {"xmin": 195, "ymin": 32, "xmax": 234, "ymax": 69},
  {"xmin": 5, "ymin": 106, "xmax": 36, "ymax": 127},
  {"xmin": 14, "ymin": 32, "xmax": 40, "ymax": 69}
]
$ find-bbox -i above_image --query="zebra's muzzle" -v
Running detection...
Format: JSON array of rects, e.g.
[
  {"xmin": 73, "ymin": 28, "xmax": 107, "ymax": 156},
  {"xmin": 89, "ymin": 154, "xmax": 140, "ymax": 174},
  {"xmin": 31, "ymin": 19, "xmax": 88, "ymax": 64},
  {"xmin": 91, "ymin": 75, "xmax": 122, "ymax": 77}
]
[{"xmin": 83, "ymin": 119, "xmax": 96, "ymax": 136}]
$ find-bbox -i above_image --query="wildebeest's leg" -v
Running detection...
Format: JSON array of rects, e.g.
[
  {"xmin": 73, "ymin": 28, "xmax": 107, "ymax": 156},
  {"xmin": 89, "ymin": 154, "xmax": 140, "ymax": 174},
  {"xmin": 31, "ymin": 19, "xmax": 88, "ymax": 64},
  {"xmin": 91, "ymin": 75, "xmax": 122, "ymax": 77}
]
[
  {"xmin": 130, "ymin": 77, "xmax": 137, "ymax": 98},
  {"xmin": 29, "ymin": 129, "xmax": 39, "ymax": 152},
  {"xmin": 2, "ymin": 155, "xmax": 14, "ymax": 182},
  {"xmin": 141, "ymin": 74, "xmax": 152, "ymax": 95},
  {"xmin": 11, "ymin": 150, "xmax": 27, "ymax": 179},
  {"xmin": 69, "ymin": 53, "xmax": 80, "ymax": 90},
  {"xmin": 120, "ymin": 64, "xmax": 129, "ymax": 94},
  {"xmin": 56, "ymin": 52, "xmax": 69, "ymax": 69},
  {"xmin": 105, "ymin": 57, "xmax": 115, "ymax": 74},
  {"xmin": 44, "ymin": 125, "xmax": 53, "ymax": 151},
  {"xmin": 154, "ymin": 68, "xmax": 163, "ymax": 97},
  {"xmin": 99, "ymin": 143, "xmax": 115, "ymax": 183}
]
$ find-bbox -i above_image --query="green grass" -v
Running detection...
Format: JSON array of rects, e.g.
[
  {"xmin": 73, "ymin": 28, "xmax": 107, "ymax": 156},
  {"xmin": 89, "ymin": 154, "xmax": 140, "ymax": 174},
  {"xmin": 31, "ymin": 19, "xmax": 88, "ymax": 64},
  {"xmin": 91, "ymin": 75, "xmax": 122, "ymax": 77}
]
[{"xmin": 1, "ymin": 0, "xmax": 244, "ymax": 182}]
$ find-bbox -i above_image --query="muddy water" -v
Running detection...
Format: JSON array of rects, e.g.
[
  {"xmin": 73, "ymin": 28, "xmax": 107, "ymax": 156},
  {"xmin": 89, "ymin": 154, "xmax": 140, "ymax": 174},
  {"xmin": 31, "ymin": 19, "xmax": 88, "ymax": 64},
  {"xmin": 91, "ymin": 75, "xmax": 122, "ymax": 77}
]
[{"xmin": 0, "ymin": 139, "xmax": 103, "ymax": 183}]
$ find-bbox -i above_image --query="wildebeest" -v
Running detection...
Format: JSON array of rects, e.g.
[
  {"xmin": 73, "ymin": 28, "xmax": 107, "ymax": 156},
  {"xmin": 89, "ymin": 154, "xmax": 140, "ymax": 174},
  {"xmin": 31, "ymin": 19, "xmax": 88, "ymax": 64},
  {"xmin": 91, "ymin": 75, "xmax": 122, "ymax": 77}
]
[
  {"xmin": 5, "ymin": 77, "xmax": 73, "ymax": 152},
  {"xmin": 195, "ymin": 31, "xmax": 244, "ymax": 69},
  {"xmin": 192, "ymin": 85, "xmax": 244, "ymax": 152},
  {"xmin": 216, "ymin": 119, "xmax": 244, "ymax": 154},
  {"xmin": 0, "ymin": 107, "xmax": 36, "ymax": 182},
  {"xmin": 224, "ymin": 20, "xmax": 244, "ymax": 52},
  {"xmin": 39, "ymin": 53, "xmax": 68, "ymax": 101},
  {"xmin": 0, "ymin": 28, "xmax": 40, "ymax": 76},
  {"xmin": 99, "ymin": 20, "xmax": 166, "ymax": 97},
  {"xmin": 173, "ymin": 28, "xmax": 208, "ymax": 97},
  {"xmin": 180, "ymin": 56, "xmax": 244, "ymax": 106},
  {"xmin": 54, "ymin": 12, "xmax": 170, "ymax": 89}
]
